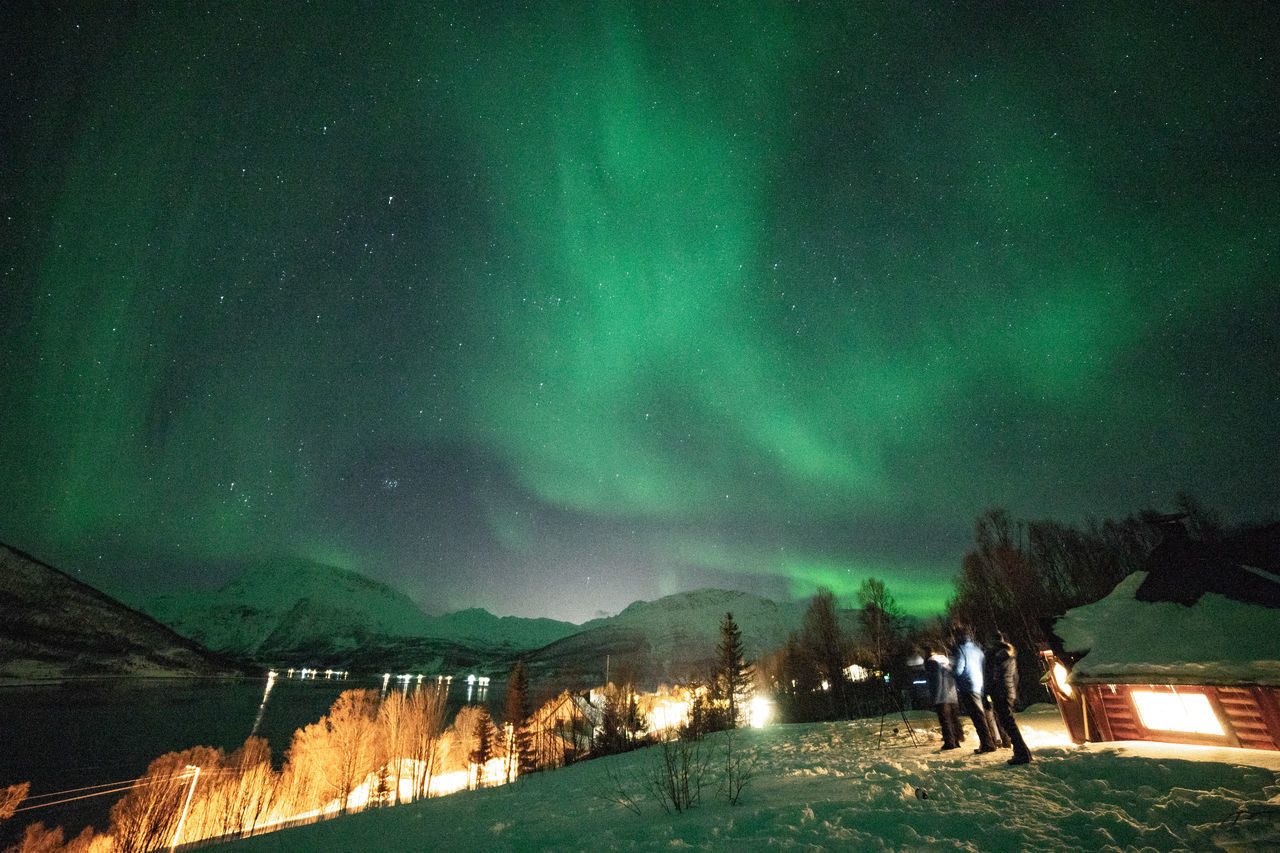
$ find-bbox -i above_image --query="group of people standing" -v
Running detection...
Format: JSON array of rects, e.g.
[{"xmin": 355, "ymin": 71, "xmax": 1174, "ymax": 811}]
[{"xmin": 924, "ymin": 624, "xmax": 1032, "ymax": 765}]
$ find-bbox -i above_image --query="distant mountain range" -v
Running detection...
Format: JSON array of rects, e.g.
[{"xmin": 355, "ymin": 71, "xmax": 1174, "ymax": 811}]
[
  {"xmin": 523, "ymin": 588, "xmax": 860, "ymax": 687},
  {"xmin": 138, "ymin": 557, "xmax": 581, "ymax": 659},
  {"xmin": 3, "ymin": 544, "xmax": 862, "ymax": 690},
  {"xmin": 0, "ymin": 543, "xmax": 242, "ymax": 681}
]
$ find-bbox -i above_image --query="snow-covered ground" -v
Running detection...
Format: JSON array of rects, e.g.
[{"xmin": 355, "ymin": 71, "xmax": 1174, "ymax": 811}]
[{"xmin": 225, "ymin": 705, "xmax": 1280, "ymax": 852}]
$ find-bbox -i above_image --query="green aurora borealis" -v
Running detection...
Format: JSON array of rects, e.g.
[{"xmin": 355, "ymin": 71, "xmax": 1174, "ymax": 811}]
[{"xmin": 2, "ymin": 3, "xmax": 1278, "ymax": 622}]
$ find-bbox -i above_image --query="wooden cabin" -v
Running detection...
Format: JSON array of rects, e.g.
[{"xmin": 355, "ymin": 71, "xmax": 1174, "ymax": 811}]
[
  {"xmin": 1041, "ymin": 648, "xmax": 1280, "ymax": 751},
  {"xmin": 1044, "ymin": 517, "xmax": 1280, "ymax": 752}
]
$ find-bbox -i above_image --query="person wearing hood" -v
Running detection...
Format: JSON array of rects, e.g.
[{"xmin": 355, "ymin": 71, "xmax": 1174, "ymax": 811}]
[
  {"xmin": 951, "ymin": 623, "xmax": 997, "ymax": 754},
  {"xmin": 987, "ymin": 630, "xmax": 1032, "ymax": 765},
  {"xmin": 924, "ymin": 642, "xmax": 962, "ymax": 749}
]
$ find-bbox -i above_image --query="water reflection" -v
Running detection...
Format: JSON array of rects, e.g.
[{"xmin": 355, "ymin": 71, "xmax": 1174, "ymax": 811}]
[
  {"xmin": 464, "ymin": 674, "xmax": 490, "ymax": 703},
  {"xmin": 249, "ymin": 670, "xmax": 278, "ymax": 738},
  {"xmin": 1, "ymin": 669, "xmax": 509, "ymax": 847}
]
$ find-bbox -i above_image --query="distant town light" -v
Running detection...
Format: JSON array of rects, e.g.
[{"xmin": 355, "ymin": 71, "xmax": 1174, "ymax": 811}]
[{"xmin": 845, "ymin": 663, "xmax": 871, "ymax": 682}]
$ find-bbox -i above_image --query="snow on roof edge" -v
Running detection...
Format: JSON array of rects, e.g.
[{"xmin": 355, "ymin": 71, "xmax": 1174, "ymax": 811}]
[{"xmin": 1053, "ymin": 571, "xmax": 1280, "ymax": 687}]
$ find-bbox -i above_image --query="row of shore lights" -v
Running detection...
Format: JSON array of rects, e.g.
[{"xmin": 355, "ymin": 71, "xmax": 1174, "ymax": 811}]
[
  {"xmin": 383, "ymin": 673, "xmax": 480, "ymax": 691},
  {"xmin": 282, "ymin": 668, "xmax": 350, "ymax": 679},
  {"xmin": 274, "ymin": 669, "xmax": 491, "ymax": 690}
]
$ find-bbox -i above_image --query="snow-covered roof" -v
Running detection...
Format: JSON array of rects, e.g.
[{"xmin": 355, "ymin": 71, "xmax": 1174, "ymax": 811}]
[{"xmin": 1054, "ymin": 572, "xmax": 1280, "ymax": 686}]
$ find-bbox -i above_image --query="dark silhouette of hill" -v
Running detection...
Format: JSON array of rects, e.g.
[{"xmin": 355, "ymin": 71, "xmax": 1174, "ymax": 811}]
[{"xmin": 0, "ymin": 543, "xmax": 243, "ymax": 681}]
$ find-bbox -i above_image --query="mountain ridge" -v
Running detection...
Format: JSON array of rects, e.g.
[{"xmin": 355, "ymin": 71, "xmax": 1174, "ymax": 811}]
[
  {"xmin": 0, "ymin": 542, "xmax": 243, "ymax": 682},
  {"xmin": 6, "ymin": 547, "xmax": 862, "ymax": 690},
  {"xmin": 138, "ymin": 557, "xmax": 581, "ymax": 658}
]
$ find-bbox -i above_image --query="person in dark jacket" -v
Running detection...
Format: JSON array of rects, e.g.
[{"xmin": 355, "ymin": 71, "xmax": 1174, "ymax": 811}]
[
  {"xmin": 986, "ymin": 630, "xmax": 1032, "ymax": 765},
  {"xmin": 983, "ymin": 645, "xmax": 1013, "ymax": 749},
  {"xmin": 924, "ymin": 643, "xmax": 962, "ymax": 749},
  {"xmin": 951, "ymin": 623, "xmax": 997, "ymax": 753}
]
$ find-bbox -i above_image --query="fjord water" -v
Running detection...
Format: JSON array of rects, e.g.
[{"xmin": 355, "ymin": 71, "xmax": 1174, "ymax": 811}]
[{"xmin": 0, "ymin": 674, "xmax": 499, "ymax": 845}]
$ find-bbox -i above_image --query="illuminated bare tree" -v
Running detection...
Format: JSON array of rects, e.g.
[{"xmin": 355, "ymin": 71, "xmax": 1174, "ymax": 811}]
[
  {"xmin": 801, "ymin": 587, "xmax": 853, "ymax": 719},
  {"xmin": 325, "ymin": 689, "xmax": 382, "ymax": 813},
  {"xmin": 12, "ymin": 821, "xmax": 64, "ymax": 852},
  {"xmin": 855, "ymin": 578, "xmax": 904, "ymax": 676},
  {"xmin": 446, "ymin": 705, "xmax": 484, "ymax": 777},
  {"xmin": 281, "ymin": 726, "xmax": 325, "ymax": 817},
  {"xmin": 200, "ymin": 737, "xmax": 278, "ymax": 840},
  {"xmin": 283, "ymin": 689, "xmax": 382, "ymax": 815},
  {"xmin": 405, "ymin": 684, "xmax": 448, "ymax": 800},
  {"xmin": 1, "ymin": 782, "xmax": 28, "ymax": 823},
  {"xmin": 108, "ymin": 746, "xmax": 221, "ymax": 853},
  {"xmin": 377, "ymin": 691, "xmax": 411, "ymax": 805}
]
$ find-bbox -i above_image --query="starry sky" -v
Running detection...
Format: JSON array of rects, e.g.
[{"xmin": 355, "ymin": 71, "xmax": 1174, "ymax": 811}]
[{"xmin": 2, "ymin": 3, "xmax": 1277, "ymax": 624}]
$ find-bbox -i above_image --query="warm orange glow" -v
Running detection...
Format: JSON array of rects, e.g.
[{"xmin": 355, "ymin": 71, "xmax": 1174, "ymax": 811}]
[
  {"xmin": 650, "ymin": 699, "xmax": 691, "ymax": 731},
  {"xmin": 749, "ymin": 696, "xmax": 773, "ymax": 728},
  {"xmin": 1052, "ymin": 662, "xmax": 1072, "ymax": 697},
  {"xmin": 169, "ymin": 765, "xmax": 199, "ymax": 852},
  {"xmin": 1132, "ymin": 690, "xmax": 1224, "ymax": 736}
]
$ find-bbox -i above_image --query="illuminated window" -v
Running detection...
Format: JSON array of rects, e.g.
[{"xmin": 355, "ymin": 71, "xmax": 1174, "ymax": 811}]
[{"xmin": 1131, "ymin": 690, "xmax": 1224, "ymax": 736}]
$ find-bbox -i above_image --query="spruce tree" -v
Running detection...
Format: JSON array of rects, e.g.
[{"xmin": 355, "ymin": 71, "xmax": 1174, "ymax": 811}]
[
  {"xmin": 503, "ymin": 660, "xmax": 534, "ymax": 779},
  {"xmin": 469, "ymin": 707, "xmax": 495, "ymax": 787},
  {"xmin": 716, "ymin": 611, "xmax": 751, "ymax": 729}
]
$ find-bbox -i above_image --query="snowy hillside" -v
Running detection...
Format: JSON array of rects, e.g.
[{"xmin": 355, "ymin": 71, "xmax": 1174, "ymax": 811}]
[
  {"xmin": 426, "ymin": 607, "xmax": 580, "ymax": 651},
  {"xmin": 225, "ymin": 706, "xmax": 1280, "ymax": 852},
  {"xmin": 598, "ymin": 587, "xmax": 864, "ymax": 657},
  {"xmin": 581, "ymin": 588, "xmax": 819, "ymax": 656},
  {"xmin": 0, "ymin": 543, "xmax": 240, "ymax": 682},
  {"xmin": 525, "ymin": 588, "xmax": 860, "ymax": 688}
]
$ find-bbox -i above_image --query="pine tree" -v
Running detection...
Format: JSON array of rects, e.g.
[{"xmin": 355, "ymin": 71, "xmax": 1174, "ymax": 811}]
[
  {"xmin": 716, "ymin": 611, "xmax": 751, "ymax": 729},
  {"xmin": 503, "ymin": 660, "xmax": 534, "ymax": 780},
  {"xmin": 469, "ymin": 707, "xmax": 496, "ymax": 788}
]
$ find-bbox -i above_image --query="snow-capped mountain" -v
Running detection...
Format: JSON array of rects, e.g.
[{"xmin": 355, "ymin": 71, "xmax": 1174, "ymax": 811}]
[
  {"xmin": 0, "ymin": 542, "xmax": 241, "ymax": 681},
  {"xmin": 139, "ymin": 558, "xmax": 579, "ymax": 660},
  {"xmin": 142, "ymin": 558, "xmax": 438, "ymax": 656},
  {"xmin": 128, "ymin": 562, "xmax": 866, "ymax": 687},
  {"xmin": 2, "ymin": 544, "xmax": 861, "ymax": 689},
  {"xmin": 525, "ymin": 588, "xmax": 861, "ymax": 689},
  {"xmin": 582, "ymin": 587, "xmax": 845, "ymax": 656}
]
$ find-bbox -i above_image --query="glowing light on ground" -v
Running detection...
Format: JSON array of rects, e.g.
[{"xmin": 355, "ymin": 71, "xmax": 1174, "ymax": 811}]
[{"xmin": 749, "ymin": 696, "xmax": 774, "ymax": 728}]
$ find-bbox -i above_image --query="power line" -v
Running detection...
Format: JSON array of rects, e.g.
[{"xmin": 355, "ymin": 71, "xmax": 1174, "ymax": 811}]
[
  {"xmin": 19, "ymin": 777, "xmax": 160, "ymax": 802},
  {"xmin": 14, "ymin": 782, "xmax": 149, "ymax": 813},
  {"xmin": 13, "ymin": 769, "xmax": 233, "ymax": 814}
]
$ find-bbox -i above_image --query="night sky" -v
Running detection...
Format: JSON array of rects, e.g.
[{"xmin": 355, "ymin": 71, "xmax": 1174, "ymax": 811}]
[{"xmin": 3, "ymin": 3, "xmax": 1277, "ymax": 624}]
